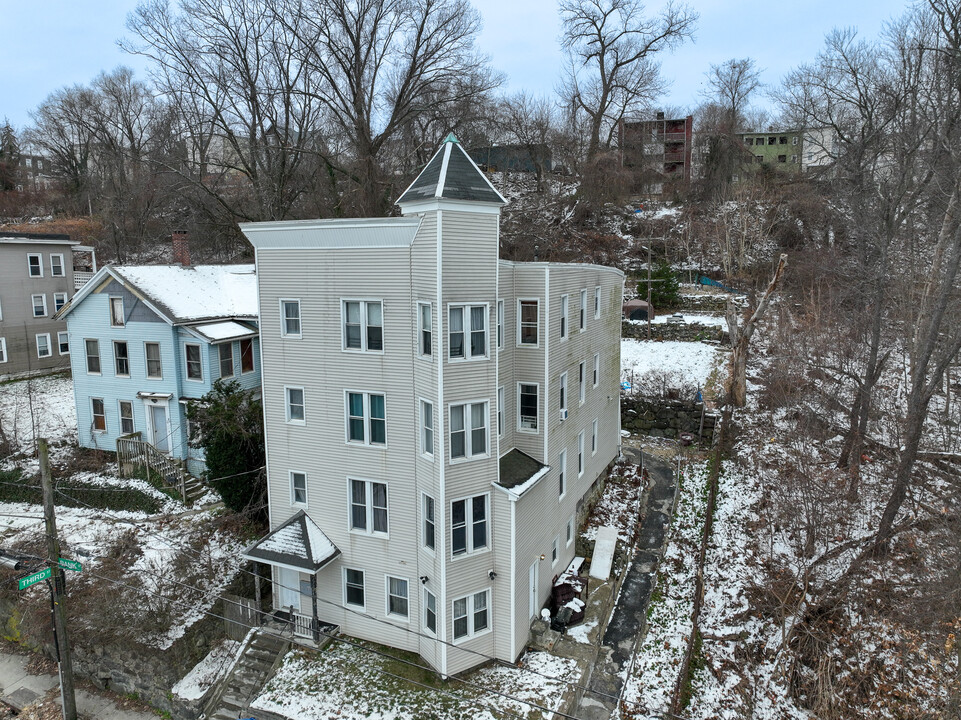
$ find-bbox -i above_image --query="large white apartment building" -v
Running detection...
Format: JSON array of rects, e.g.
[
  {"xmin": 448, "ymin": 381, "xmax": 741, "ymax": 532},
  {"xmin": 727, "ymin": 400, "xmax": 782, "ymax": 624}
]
[{"xmin": 240, "ymin": 135, "xmax": 623, "ymax": 675}]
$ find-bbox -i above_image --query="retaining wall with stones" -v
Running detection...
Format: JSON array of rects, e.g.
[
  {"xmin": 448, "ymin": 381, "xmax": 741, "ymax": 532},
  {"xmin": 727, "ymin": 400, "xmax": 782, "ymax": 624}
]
[
  {"xmin": 622, "ymin": 320, "xmax": 729, "ymax": 344},
  {"xmin": 677, "ymin": 293, "xmax": 733, "ymax": 313},
  {"xmin": 621, "ymin": 396, "xmax": 719, "ymax": 444}
]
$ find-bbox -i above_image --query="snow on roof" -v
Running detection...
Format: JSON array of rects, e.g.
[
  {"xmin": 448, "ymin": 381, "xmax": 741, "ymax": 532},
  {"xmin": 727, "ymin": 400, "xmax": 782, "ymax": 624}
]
[
  {"xmin": 112, "ymin": 264, "xmax": 257, "ymax": 323},
  {"xmin": 189, "ymin": 321, "xmax": 258, "ymax": 342},
  {"xmin": 243, "ymin": 511, "xmax": 340, "ymax": 572}
]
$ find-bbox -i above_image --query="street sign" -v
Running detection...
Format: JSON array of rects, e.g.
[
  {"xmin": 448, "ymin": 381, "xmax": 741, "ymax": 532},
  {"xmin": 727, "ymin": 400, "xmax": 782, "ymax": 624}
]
[
  {"xmin": 18, "ymin": 567, "xmax": 51, "ymax": 590},
  {"xmin": 58, "ymin": 558, "xmax": 82, "ymax": 573}
]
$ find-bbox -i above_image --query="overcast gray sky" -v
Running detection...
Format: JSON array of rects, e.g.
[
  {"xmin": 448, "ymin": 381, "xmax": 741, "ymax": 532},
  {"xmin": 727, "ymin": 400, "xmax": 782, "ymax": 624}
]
[{"xmin": 2, "ymin": 0, "xmax": 912, "ymax": 131}]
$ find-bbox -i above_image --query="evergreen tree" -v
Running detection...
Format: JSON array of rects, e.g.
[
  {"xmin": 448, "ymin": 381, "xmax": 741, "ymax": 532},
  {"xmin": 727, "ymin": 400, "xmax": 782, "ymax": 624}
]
[{"xmin": 0, "ymin": 120, "xmax": 21, "ymax": 192}]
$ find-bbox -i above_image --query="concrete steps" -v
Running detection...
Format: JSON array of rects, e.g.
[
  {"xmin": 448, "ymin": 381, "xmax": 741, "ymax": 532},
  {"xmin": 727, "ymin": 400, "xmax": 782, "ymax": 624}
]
[{"xmin": 205, "ymin": 629, "xmax": 290, "ymax": 720}]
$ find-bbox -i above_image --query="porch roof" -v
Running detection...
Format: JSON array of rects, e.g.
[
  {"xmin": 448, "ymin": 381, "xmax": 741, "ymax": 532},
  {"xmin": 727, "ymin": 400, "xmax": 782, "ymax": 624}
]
[
  {"xmin": 242, "ymin": 510, "xmax": 340, "ymax": 573},
  {"xmin": 495, "ymin": 448, "xmax": 551, "ymax": 499}
]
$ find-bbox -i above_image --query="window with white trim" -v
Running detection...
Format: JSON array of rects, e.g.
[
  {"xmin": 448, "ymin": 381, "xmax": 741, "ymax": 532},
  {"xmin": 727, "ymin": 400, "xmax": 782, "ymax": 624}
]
[
  {"xmin": 592, "ymin": 418, "xmax": 599, "ymax": 455},
  {"xmin": 285, "ymin": 386, "xmax": 305, "ymax": 424},
  {"xmin": 423, "ymin": 494, "xmax": 436, "ymax": 550},
  {"xmin": 579, "ymin": 361, "xmax": 586, "ymax": 405},
  {"xmin": 349, "ymin": 479, "xmax": 388, "ymax": 535},
  {"xmin": 421, "ymin": 400, "xmax": 433, "ymax": 456},
  {"xmin": 110, "ymin": 297, "xmax": 124, "ymax": 327},
  {"xmin": 0, "ymin": 298, "xmax": 3, "ymax": 320},
  {"xmin": 496, "ymin": 299, "xmax": 504, "ymax": 350},
  {"xmin": 558, "ymin": 449, "xmax": 567, "ymax": 498},
  {"xmin": 346, "ymin": 391, "xmax": 386, "ymax": 446},
  {"xmin": 91, "ymin": 398, "xmax": 106, "ymax": 432},
  {"xmin": 578, "ymin": 431, "xmax": 585, "ymax": 477},
  {"xmin": 560, "ymin": 295, "xmax": 569, "ymax": 340},
  {"xmin": 291, "ymin": 471, "xmax": 307, "ymax": 505},
  {"xmin": 518, "ymin": 299, "xmax": 539, "ymax": 345},
  {"xmin": 593, "ymin": 353, "xmax": 600, "ymax": 388},
  {"xmin": 145, "ymin": 342, "xmax": 162, "ymax": 379},
  {"xmin": 518, "ymin": 383, "xmax": 538, "ymax": 431},
  {"xmin": 119, "ymin": 401, "xmax": 134, "ymax": 435},
  {"xmin": 36, "ymin": 333, "xmax": 51, "ymax": 358},
  {"xmin": 185, "ymin": 343, "xmax": 202, "ymax": 380},
  {"xmin": 424, "ymin": 589, "xmax": 437, "ymax": 634},
  {"xmin": 219, "ymin": 343, "xmax": 234, "ymax": 377},
  {"xmin": 552, "ymin": 536, "xmax": 559, "ymax": 565},
  {"xmin": 27, "ymin": 253, "xmax": 42, "ymax": 277},
  {"xmin": 54, "ymin": 292, "xmax": 67, "ymax": 312},
  {"xmin": 451, "ymin": 494, "xmax": 488, "ymax": 556},
  {"xmin": 449, "ymin": 304, "xmax": 487, "ymax": 360},
  {"xmin": 594, "ymin": 286, "xmax": 601, "ymax": 319},
  {"xmin": 453, "ymin": 590, "xmax": 489, "ymax": 640},
  {"xmin": 343, "ymin": 299, "xmax": 383, "ymax": 352},
  {"xmin": 497, "ymin": 386, "xmax": 504, "ymax": 436},
  {"xmin": 559, "ymin": 372, "xmax": 568, "ymax": 416},
  {"xmin": 50, "ymin": 254, "xmax": 64, "ymax": 277},
  {"xmin": 579, "ymin": 289, "xmax": 587, "ymax": 331},
  {"xmin": 450, "ymin": 402, "xmax": 488, "ymax": 460},
  {"xmin": 344, "ymin": 568, "xmax": 365, "ymax": 608},
  {"xmin": 418, "ymin": 302, "xmax": 432, "ymax": 357},
  {"xmin": 567, "ymin": 515, "xmax": 575, "ymax": 546},
  {"xmin": 57, "ymin": 332, "xmax": 69, "ymax": 355},
  {"xmin": 114, "ymin": 341, "xmax": 129, "ymax": 376},
  {"xmin": 0, "ymin": 337, "xmax": 6, "ymax": 364},
  {"xmin": 280, "ymin": 299, "xmax": 301, "ymax": 337},
  {"xmin": 31, "ymin": 294, "xmax": 46, "ymax": 317},
  {"xmin": 386, "ymin": 576, "xmax": 409, "ymax": 619},
  {"xmin": 85, "ymin": 339, "xmax": 101, "ymax": 374}
]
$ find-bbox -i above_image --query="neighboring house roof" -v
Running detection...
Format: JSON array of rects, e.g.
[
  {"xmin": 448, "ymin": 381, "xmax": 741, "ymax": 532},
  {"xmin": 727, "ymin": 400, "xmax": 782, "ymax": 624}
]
[
  {"xmin": 242, "ymin": 510, "xmax": 341, "ymax": 573},
  {"xmin": 396, "ymin": 133, "xmax": 507, "ymax": 206},
  {"xmin": 58, "ymin": 264, "xmax": 258, "ymax": 325},
  {"xmin": 188, "ymin": 320, "xmax": 258, "ymax": 343},
  {"xmin": 0, "ymin": 232, "xmax": 80, "ymax": 247},
  {"xmin": 495, "ymin": 449, "xmax": 551, "ymax": 499}
]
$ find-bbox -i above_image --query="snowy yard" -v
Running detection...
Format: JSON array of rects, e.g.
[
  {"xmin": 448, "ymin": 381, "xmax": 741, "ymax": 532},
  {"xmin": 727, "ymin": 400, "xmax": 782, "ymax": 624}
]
[
  {"xmin": 621, "ymin": 339, "xmax": 723, "ymax": 394},
  {"xmin": 0, "ymin": 372, "xmax": 76, "ymax": 457}
]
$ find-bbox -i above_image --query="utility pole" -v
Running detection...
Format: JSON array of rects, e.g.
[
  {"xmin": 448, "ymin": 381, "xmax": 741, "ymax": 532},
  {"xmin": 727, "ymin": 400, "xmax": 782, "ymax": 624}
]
[
  {"xmin": 39, "ymin": 438, "xmax": 78, "ymax": 720},
  {"xmin": 647, "ymin": 243, "xmax": 652, "ymax": 341}
]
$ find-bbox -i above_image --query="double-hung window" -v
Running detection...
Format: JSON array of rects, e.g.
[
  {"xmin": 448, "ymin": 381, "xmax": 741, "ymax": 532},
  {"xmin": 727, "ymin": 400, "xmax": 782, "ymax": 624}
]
[
  {"xmin": 594, "ymin": 286, "xmax": 601, "ymax": 319},
  {"xmin": 418, "ymin": 303, "xmax": 432, "ymax": 357},
  {"xmin": 423, "ymin": 494, "xmax": 436, "ymax": 550},
  {"xmin": 580, "ymin": 289, "xmax": 587, "ymax": 331},
  {"xmin": 36, "ymin": 334, "xmax": 51, "ymax": 358},
  {"xmin": 578, "ymin": 362, "xmax": 586, "ymax": 405},
  {"xmin": 497, "ymin": 386, "xmax": 504, "ymax": 436},
  {"xmin": 496, "ymin": 300, "xmax": 504, "ymax": 350},
  {"xmin": 450, "ymin": 402, "xmax": 487, "ymax": 460},
  {"xmin": 240, "ymin": 338, "xmax": 254, "ymax": 373},
  {"xmin": 281, "ymin": 299, "xmax": 301, "ymax": 337},
  {"xmin": 285, "ymin": 386, "xmax": 305, "ymax": 424},
  {"xmin": 185, "ymin": 344, "xmax": 202, "ymax": 380},
  {"xmin": 54, "ymin": 292, "xmax": 67, "ymax": 312},
  {"xmin": 343, "ymin": 300, "xmax": 383, "ymax": 352},
  {"xmin": 349, "ymin": 479, "xmax": 388, "ymax": 535},
  {"xmin": 0, "ymin": 338, "xmax": 6, "ymax": 364},
  {"xmin": 386, "ymin": 577, "xmax": 409, "ymax": 619},
  {"xmin": 559, "ymin": 373, "xmax": 568, "ymax": 418},
  {"xmin": 91, "ymin": 398, "xmax": 106, "ymax": 432},
  {"xmin": 558, "ymin": 449, "xmax": 567, "ymax": 498},
  {"xmin": 451, "ymin": 494, "xmax": 488, "ymax": 556},
  {"xmin": 344, "ymin": 568, "xmax": 365, "ymax": 608},
  {"xmin": 593, "ymin": 353, "xmax": 600, "ymax": 388},
  {"xmin": 552, "ymin": 536, "xmax": 559, "ymax": 565},
  {"xmin": 31, "ymin": 294, "xmax": 46, "ymax": 318},
  {"xmin": 145, "ymin": 342, "xmax": 162, "ymax": 379},
  {"xmin": 119, "ymin": 401, "xmax": 134, "ymax": 434},
  {"xmin": 114, "ymin": 341, "xmax": 129, "ymax": 376},
  {"xmin": 85, "ymin": 339, "xmax": 101, "ymax": 374},
  {"xmin": 560, "ymin": 295, "xmax": 569, "ymax": 340},
  {"xmin": 592, "ymin": 418, "xmax": 599, "ymax": 455},
  {"xmin": 578, "ymin": 431, "xmax": 585, "ymax": 477},
  {"xmin": 291, "ymin": 471, "xmax": 307, "ymax": 505},
  {"xmin": 518, "ymin": 383, "xmax": 538, "ymax": 431},
  {"xmin": 27, "ymin": 253, "xmax": 42, "ymax": 277},
  {"xmin": 453, "ymin": 590, "xmax": 489, "ymax": 640},
  {"xmin": 219, "ymin": 343, "xmax": 234, "ymax": 377},
  {"xmin": 449, "ymin": 304, "xmax": 487, "ymax": 360},
  {"xmin": 420, "ymin": 400, "xmax": 433, "ymax": 456},
  {"xmin": 57, "ymin": 332, "xmax": 69, "ymax": 355},
  {"xmin": 110, "ymin": 297, "xmax": 124, "ymax": 327},
  {"xmin": 346, "ymin": 391, "xmax": 386, "ymax": 446},
  {"xmin": 518, "ymin": 300, "xmax": 538, "ymax": 345},
  {"xmin": 567, "ymin": 516, "xmax": 575, "ymax": 546},
  {"xmin": 50, "ymin": 254, "xmax": 64, "ymax": 277},
  {"xmin": 424, "ymin": 590, "xmax": 437, "ymax": 634}
]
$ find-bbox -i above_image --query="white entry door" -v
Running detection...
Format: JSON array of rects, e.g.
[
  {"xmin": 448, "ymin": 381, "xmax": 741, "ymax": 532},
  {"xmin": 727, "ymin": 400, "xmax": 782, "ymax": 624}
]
[
  {"xmin": 529, "ymin": 561, "xmax": 539, "ymax": 620},
  {"xmin": 278, "ymin": 567, "xmax": 301, "ymax": 611},
  {"xmin": 147, "ymin": 402, "xmax": 169, "ymax": 452}
]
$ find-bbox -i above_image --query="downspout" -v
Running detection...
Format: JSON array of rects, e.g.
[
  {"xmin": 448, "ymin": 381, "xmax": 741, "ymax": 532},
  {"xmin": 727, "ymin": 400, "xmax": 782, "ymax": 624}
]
[{"xmin": 436, "ymin": 208, "xmax": 448, "ymax": 676}]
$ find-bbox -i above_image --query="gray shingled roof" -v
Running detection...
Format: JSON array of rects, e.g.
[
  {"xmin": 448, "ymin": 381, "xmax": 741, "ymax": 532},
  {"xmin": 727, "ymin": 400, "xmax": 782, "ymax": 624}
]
[
  {"xmin": 396, "ymin": 134, "xmax": 506, "ymax": 206},
  {"xmin": 242, "ymin": 510, "xmax": 340, "ymax": 572},
  {"xmin": 498, "ymin": 448, "xmax": 549, "ymax": 490}
]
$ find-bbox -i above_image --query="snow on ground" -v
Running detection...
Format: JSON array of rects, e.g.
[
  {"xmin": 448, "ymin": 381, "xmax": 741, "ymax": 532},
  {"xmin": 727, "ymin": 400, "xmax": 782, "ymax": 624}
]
[
  {"xmin": 0, "ymin": 373, "xmax": 76, "ymax": 455},
  {"xmin": 627, "ymin": 313, "xmax": 728, "ymax": 327},
  {"xmin": 253, "ymin": 645, "xmax": 580, "ymax": 720},
  {"xmin": 621, "ymin": 339, "xmax": 723, "ymax": 391},
  {"xmin": 172, "ymin": 637, "xmax": 243, "ymax": 700}
]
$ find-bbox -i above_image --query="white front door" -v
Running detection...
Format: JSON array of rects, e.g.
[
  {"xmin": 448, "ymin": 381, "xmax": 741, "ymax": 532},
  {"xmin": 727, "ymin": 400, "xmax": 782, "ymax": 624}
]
[
  {"xmin": 147, "ymin": 403, "xmax": 170, "ymax": 452},
  {"xmin": 278, "ymin": 567, "xmax": 301, "ymax": 611},
  {"xmin": 529, "ymin": 561, "xmax": 539, "ymax": 620}
]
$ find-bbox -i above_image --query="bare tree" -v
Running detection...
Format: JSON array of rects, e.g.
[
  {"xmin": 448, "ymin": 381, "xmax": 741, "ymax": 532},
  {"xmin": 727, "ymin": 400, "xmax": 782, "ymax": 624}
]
[
  {"xmin": 494, "ymin": 92, "xmax": 556, "ymax": 192},
  {"xmin": 559, "ymin": 0, "xmax": 697, "ymax": 159},
  {"xmin": 706, "ymin": 58, "xmax": 762, "ymax": 132}
]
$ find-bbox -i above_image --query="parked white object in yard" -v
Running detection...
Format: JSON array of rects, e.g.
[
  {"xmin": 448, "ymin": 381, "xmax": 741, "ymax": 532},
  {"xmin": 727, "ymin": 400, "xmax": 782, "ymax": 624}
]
[{"xmin": 590, "ymin": 526, "xmax": 619, "ymax": 580}]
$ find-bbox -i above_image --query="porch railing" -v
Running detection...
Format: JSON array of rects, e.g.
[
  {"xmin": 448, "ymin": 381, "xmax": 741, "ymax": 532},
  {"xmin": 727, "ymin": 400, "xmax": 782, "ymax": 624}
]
[
  {"xmin": 73, "ymin": 271, "xmax": 94, "ymax": 289},
  {"xmin": 116, "ymin": 431, "xmax": 188, "ymax": 502},
  {"xmin": 292, "ymin": 613, "xmax": 315, "ymax": 638}
]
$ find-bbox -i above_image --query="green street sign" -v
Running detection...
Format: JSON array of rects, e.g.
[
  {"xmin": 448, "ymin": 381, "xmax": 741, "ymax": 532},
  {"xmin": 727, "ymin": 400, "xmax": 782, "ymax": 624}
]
[
  {"xmin": 58, "ymin": 558, "xmax": 82, "ymax": 573},
  {"xmin": 18, "ymin": 567, "xmax": 51, "ymax": 590}
]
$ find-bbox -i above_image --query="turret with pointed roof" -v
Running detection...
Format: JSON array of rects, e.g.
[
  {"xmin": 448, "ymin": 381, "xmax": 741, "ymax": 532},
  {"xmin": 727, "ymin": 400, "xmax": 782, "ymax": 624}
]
[{"xmin": 396, "ymin": 133, "xmax": 507, "ymax": 210}]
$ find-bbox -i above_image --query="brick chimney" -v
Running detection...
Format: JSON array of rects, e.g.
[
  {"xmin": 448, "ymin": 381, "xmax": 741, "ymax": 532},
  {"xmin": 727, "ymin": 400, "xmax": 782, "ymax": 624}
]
[{"xmin": 172, "ymin": 230, "xmax": 191, "ymax": 267}]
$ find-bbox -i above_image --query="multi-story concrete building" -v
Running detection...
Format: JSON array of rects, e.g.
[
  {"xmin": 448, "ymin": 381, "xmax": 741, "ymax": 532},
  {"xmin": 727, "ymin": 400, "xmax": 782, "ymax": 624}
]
[
  {"xmin": 241, "ymin": 135, "xmax": 623, "ymax": 675},
  {"xmin": 0, "ymin": 232, "xmax": 97, "ymax": 378}
]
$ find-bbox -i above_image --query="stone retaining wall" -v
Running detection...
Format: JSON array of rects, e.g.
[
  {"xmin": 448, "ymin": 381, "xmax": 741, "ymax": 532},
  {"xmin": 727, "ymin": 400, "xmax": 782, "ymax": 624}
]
[
  {"xmin": 621, "ymin": 396, "xmax": 719, "ymax": 444},
  {"xmin": 622, "ymin": 320, "xmax": 729, "ymax": 344},
  {"xmin": 677, "ymin": 294, "xmax": 732, "ymax": 313}
]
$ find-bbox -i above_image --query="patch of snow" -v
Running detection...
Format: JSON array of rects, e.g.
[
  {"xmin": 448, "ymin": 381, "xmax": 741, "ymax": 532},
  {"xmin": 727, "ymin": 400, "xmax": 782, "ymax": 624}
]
[
  {"xmin": 172, "ymin": 637, "xmax": 242, "ymax": 700},
  {"xmin": 111, "ymin": 265, "xmax": 257, "ymax": 322},
  {"xmin": 621, "ymin": 339, "xmax": 722, "ymax": 389}
]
